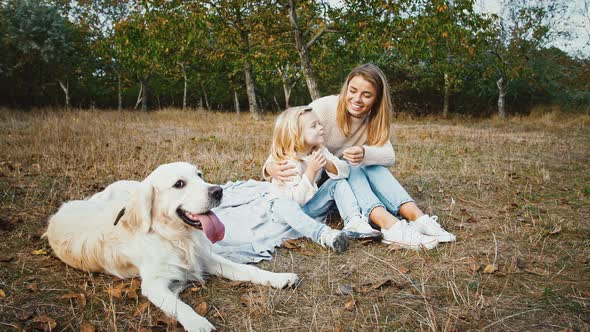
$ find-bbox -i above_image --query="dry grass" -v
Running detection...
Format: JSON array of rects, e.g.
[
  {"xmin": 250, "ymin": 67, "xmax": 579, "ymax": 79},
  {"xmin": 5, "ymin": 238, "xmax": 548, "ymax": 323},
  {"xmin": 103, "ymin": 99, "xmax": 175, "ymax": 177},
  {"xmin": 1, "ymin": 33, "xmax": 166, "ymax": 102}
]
[{"xmin": 0, "ymin": 108, "xmax": 589, "ymax": 331}]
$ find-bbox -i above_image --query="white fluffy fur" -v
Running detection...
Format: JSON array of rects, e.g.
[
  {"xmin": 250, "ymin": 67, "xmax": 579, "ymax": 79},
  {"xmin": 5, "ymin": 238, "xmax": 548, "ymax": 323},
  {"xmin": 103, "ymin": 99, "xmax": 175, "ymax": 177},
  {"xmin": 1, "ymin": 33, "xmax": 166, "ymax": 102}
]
[{"xmin": 44, "ymin": 162, "xmax": 299, "ymax": 332}]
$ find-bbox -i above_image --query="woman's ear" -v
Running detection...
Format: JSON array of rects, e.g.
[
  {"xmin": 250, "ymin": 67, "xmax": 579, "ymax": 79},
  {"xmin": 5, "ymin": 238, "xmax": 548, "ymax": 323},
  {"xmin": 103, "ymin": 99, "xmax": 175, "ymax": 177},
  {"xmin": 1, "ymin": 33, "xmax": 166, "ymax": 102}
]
[{"xmin": 120, "ymin": 182, "xmax": 153, "ymax": 233}]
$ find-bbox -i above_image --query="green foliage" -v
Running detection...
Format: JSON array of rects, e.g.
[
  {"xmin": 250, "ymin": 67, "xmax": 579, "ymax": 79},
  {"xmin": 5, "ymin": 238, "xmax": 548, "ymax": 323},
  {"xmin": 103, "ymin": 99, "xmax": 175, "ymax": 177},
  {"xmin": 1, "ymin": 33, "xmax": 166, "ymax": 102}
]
[{"xmin": 0, "ymin": 0, "xmax": 587, "ymax": 114}]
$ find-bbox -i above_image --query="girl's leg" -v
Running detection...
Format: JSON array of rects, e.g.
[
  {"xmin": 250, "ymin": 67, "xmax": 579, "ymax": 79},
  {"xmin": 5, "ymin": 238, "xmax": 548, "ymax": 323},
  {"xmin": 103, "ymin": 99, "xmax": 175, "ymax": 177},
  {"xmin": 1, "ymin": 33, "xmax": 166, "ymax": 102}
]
[
  {"xmin": 271, "ymin": 198, "xmax": 327, "ymax": 242},
  {"xmin": 273, "ymin": 197, "xmax": 349, "ymax": 252},
  {"xmin": 347, "ymin": 166, "xmax": 400, "ymax": 229},
  {"xmin": 361, "ymin": 166, "xmax": 424, "ymax": 221}
]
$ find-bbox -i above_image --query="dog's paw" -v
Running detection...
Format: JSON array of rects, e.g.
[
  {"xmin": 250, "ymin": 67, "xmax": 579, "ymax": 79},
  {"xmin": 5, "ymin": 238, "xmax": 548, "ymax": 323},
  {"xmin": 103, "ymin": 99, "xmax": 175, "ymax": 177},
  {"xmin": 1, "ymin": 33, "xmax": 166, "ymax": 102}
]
[
  {"xmin": 183, "ymin": 315, "xmax": 216, "ymax": 332},
  {"xmin": 270, "ymin": 273, "xmax": 300, "ymax": 289}
]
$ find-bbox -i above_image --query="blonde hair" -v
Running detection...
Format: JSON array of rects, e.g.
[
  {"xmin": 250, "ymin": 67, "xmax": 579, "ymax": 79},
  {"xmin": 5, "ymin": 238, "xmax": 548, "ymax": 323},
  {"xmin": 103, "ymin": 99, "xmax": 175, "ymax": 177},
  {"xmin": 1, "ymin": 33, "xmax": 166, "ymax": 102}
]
[
  {"xmin": 336, "ymin": 64, "xmax": 392, "ymax": 146},
  {"xmin": 270, "ymin": 106, "xmax": 313, "ymax": 161}
]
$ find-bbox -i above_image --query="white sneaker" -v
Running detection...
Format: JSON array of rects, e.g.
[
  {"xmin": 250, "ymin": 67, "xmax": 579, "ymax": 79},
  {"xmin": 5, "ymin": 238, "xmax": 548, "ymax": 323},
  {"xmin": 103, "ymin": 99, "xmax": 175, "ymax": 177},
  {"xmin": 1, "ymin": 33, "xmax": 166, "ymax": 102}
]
[
  {"xmin": 319, "ymin": 229, "xmax": 349, "ymax": 253},
  {"xmin": 343, "ymin": 215, "xmax": 383, "ymax": 240},
  {"xmin": 409, "ymin": 215, "xmax": 456, "ymax": 242},
  {"xmin": 381, "ymin": 220, "xmax": 438, "ymax": 250}
]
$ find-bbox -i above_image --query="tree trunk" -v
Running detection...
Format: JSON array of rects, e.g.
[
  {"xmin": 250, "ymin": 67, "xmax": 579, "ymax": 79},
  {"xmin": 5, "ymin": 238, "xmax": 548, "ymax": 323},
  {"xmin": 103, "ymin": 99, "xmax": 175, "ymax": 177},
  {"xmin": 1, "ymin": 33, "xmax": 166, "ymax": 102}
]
[
  {"xmin": 58, "ymin": 79, "xmax": 70, "ymax": 110},
  {"xmin": 134, "ymin": 82, "xmax": 143, "ymax": 109},
  {"xmin": 180, "ymin": 63, "xmax": 187, "ymax": 110},
  {"xmin": 141, "ymin": 78, "xmax": 148, "ymax": 112},
  {"xmin": 200, "ymin": 81, "xmax": 210, "ymax": 111},
  {"xmin": 117, "ymin": 73, "xmax": 122, "ymax": 111},
  {"xmin": 288, "ymin": 0, "xmax": 320, "ymax": 101},
  {"xmin": 282, "ymin": 77, "xmax": 292, "ymax": 108},
  {"xmin": 497, "ymin": 77, "xmax": 506, "ymax": 119},
  {"xmin": 443, "ymin": 73, "xmax": 449, "ymax": 118},
  {"xmin": 241, "ymin": 30, "xmax": 261, "ymax": 120},
  {"xmin": 234, "ymin": 90, "xmax": 240, "ymax": 114}
]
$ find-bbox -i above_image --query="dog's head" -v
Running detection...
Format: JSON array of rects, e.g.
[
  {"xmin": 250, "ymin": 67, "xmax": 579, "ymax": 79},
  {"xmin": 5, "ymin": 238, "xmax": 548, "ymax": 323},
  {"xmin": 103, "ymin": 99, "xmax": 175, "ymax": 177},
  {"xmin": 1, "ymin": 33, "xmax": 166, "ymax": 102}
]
[{"xmin": 118, "ymin": 162, "xmax": 225, "ymax": 243}]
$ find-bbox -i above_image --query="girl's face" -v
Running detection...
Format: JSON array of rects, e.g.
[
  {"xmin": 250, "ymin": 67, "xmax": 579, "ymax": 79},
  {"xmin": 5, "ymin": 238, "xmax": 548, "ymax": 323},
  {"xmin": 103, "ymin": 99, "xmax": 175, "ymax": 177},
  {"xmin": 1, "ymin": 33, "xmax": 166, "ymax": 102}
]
[
  {"xmin": 300, "ymin": 111, "xmax": 324, "ymax": 149},
  {"xmin": 345, "ymin": 75, "xmax": 378, "ymax": 118}
]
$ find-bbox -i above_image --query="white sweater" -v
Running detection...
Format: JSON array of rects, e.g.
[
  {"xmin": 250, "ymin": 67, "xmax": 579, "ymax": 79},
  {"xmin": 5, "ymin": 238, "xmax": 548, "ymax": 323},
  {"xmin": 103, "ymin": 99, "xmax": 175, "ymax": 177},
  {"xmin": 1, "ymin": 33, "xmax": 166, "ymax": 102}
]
[
  {"xmin": 270, "ymin": 147, "xmax": 349, "ymax": 206},
  {"xmin": 308, "ymin": 95, "xmax": 395, "ymax": 166}
]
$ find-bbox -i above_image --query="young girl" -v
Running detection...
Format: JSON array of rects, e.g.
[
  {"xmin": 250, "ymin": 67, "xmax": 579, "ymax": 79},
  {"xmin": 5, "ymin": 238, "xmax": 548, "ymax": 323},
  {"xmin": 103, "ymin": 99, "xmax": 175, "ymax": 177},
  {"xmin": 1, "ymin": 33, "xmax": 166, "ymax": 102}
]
[{"xmin": 268, "ymin": 106, "xmax": 381, "ymax": 248}]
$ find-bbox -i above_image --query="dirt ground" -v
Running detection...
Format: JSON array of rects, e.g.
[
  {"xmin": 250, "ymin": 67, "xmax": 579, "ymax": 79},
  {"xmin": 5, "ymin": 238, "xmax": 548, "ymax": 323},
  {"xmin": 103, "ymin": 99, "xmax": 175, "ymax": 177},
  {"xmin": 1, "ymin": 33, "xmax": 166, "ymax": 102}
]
[{"xmin": 0, "ymin": 108, "xmax": 588, "ymax": 331}]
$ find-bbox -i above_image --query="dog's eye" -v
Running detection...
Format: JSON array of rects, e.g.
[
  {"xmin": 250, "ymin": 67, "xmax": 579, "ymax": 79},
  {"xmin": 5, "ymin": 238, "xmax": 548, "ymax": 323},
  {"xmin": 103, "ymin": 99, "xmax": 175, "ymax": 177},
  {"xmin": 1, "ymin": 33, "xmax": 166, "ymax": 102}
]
[{"xmin": 173, "ymin": 180, "xmax": 185, "ymax": 189}]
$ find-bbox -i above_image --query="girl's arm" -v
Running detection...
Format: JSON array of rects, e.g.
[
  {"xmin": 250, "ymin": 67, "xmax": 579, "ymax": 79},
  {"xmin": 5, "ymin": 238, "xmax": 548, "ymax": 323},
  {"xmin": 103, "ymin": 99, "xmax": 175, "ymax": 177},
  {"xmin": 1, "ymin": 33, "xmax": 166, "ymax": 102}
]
[
  {"xmin": 321, "ymin": 147, "xmax": 349, "ymax": 179},
  {"xmin": 271, "ymin": 159, "xmax": 318, "ymax": 206}
]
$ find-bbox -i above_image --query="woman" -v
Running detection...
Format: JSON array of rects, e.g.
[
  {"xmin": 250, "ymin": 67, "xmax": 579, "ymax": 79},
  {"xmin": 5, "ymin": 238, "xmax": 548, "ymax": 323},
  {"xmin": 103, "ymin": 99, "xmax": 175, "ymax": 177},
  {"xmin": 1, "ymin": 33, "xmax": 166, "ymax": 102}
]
[{"xmin": 265, "ymin": 64, "xmax": 455, "ymax": 250}]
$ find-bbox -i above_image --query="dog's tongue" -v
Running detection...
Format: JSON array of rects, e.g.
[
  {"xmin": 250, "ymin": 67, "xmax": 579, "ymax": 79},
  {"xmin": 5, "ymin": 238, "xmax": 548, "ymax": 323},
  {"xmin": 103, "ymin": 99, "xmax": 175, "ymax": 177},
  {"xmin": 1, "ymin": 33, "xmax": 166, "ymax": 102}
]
[{"xmin": 197, "ymin": 211, "xmax": 225, "ymax": 243}]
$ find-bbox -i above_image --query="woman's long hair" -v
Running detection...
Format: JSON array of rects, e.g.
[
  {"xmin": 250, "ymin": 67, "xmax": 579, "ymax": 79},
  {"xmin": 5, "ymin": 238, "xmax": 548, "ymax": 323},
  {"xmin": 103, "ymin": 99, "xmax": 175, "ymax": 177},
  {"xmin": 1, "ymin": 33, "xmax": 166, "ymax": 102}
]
[
  {"xmin": 270, "ymin": 106, "xmax": 312, "ymax": 161},
  {"xmin": 336, "ymin": 64, "xmax": 392, "ymax": 146}
]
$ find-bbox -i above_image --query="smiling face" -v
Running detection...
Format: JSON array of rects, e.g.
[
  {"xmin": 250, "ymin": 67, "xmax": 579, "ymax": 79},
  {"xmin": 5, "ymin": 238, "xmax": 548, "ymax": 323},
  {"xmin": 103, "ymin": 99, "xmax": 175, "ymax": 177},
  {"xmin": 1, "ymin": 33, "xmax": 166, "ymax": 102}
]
[
  {"xmin": 345, "ymin": 75, "xmax": 378, "ymax": 118},
  {"xmin": 300, "ymin": 111, "xmax": 324, "ymax": 149},
  {"xmin": 145, "ymin": 162, "xmax": 225, "ymax": 243}
]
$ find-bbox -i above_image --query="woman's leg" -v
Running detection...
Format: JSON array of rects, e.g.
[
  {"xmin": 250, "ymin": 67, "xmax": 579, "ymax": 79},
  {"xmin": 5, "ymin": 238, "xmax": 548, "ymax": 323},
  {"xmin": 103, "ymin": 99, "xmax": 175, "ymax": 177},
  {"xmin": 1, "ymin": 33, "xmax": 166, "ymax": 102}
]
[
  {"xmin": 347, "ymin": 166, "xmax": 400, "ymax": 229},
  {"xmin": 361, "ymin": 166, "xmax": 424, "ymax": 221}
]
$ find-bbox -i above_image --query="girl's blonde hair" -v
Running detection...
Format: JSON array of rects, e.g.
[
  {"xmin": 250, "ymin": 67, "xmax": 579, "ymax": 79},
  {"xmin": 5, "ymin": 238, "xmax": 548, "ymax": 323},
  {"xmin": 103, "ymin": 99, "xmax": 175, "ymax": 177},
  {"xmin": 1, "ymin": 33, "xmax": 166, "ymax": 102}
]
[
  {"xmin": 270, "ymin": 106, "xmax": 313, "ymax": 161},
  {"xmin": 336, "ymin": 64, "xmax": 392, "ymax": 146}
]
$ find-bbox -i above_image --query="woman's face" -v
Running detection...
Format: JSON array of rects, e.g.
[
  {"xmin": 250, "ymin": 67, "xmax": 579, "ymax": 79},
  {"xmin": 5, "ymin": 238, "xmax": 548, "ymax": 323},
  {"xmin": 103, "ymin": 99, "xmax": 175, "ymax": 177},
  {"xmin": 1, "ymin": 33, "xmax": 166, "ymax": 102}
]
[{"xmin": 345, "ymin": 75, "xmax": 378, "ymax": 118}]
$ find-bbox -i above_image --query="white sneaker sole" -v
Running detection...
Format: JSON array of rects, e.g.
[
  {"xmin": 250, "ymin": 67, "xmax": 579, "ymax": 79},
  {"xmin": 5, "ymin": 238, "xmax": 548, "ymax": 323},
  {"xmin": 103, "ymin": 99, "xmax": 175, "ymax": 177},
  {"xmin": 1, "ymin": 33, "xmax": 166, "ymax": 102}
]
[{"xmin": 382, "ymin": 238, "xmax": 438, "ymax": 250}]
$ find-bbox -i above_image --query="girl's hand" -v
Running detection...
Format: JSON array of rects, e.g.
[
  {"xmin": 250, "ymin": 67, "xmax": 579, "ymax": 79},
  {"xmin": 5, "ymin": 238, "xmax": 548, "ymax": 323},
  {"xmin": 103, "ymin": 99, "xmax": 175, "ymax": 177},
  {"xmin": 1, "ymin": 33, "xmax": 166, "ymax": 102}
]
[
  {"xmin": 308, "ymin": 150, "xmax": 327, "ymax": 173},
  {"xmin": 267, "ymin": 160, "xmax": 297, "ymax": 182},
  {"xmin": 343, "ymin": 146, "xmax": 365, "ymax": 165}
]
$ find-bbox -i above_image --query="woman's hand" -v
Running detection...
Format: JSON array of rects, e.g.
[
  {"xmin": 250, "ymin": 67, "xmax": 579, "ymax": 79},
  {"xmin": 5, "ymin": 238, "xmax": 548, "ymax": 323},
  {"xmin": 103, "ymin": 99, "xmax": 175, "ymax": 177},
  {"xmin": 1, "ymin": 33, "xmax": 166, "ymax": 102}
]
[
  {"xmin": 343, "ymin": 146, "xmax": 365, "ymax": 166},
  {"xmin": 266, "ymin": 160, "xmax": 297, "ymax": 182}
]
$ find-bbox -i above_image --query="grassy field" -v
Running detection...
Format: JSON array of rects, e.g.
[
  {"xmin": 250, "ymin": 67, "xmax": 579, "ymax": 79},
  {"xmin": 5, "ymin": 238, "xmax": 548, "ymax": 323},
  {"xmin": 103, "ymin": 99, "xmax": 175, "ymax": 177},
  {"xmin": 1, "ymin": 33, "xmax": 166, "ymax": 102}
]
[{"xmin": 0, "ymin": 108, "xmax": 589, "ymax": 331}]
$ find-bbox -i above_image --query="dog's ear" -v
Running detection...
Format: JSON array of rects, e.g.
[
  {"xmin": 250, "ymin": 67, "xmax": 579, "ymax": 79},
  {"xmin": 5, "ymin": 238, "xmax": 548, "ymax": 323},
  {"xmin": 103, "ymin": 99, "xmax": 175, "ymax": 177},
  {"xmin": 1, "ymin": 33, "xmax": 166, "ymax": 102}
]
[{"xmin": 120, "ymin": 182, "xmax": 153, "ymax": 233}]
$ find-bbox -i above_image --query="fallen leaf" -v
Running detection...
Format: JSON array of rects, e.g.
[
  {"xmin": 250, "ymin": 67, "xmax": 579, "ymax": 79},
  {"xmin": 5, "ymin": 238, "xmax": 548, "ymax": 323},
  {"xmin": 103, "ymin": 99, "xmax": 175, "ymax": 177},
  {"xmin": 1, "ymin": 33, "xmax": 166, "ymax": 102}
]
[
  {"xmin": 190, "ymin": 286, "xmax": 202, "ymax": 292},
  {"xmin": 548, "ymin": 225, "xmax": 562, "ymax": 235},
  {"xmin": 387, "ymin": 244, "xmax": 404, "ymax": 252},
  {"xmin": 212, "ymin": 310, "xmax": 225, "ymax": 319},
  {"xmin": 0, "ymin": 289, "xmax": 6, "ymax": 298},
  {"xmin": 33, "ymin": 315, "xmax": 57, "ymax": 331},
  {"xmin": 334, "ymin": 322, "xmax": 345, "ymax": 332},
  {"xmin": 0, "ymin": 255, "xmax": 15, "ymax": 262},
  {"xmin": 483, "ymin": 264, "xmax": 498, "ymax": 274},
  {"xmin": 26, "ymin": 283, "xmax": 39, "ymax": 292},
  {"xmin": 106, "ymin": 287, "xmax": 122, "ymax": 299},
  {"xmin": 282, "ymin": 239, "xmax": 301, "ymax": 249},
  {"xmin": 371, "ymin": 279, "xmax": 393, "ymax": 289},
  {"xmin": 31, "ymin": 249, "xmax": 48, "ymax": 255},
  {"xmin": 194, "ymin": 301, "xmax": 207, "ymax": 316},
  {"xmin": 134, "ymin": 302, "xmax": 150, "ymax": 317},
  {"xmin": 80, "ymin": 321, "xmax": 95, "ymax": 332},
  {"xmin": 127, "ymin": 289, "xmax": 138, "ymax": 300},
  {"xmin": 130, "ymin": 279, "xmax": 141, "ymax": 291},
  {"xmin": 61, "ymin": 293, "xmax": 86, "ymax": 307},
  {"xmin": 398, "ymin": 267, "xmax": 410, "ymax": 274},
  {"xmin": 18, "ymin": 310, "xmax": 33, "ymax": 320},
  {"xmin": 470, "ymin": 263, "xmax": 481, "ymax": 272},
  {"xmin": 581, "ymin": 290, "xmax": 590, "ymax": 298},
  {"xmin": 344, "ymin": 298, "xmax": 356, "ymax": 311},
  {"xmin": 335, "ymin": 284, "xmax": 354, "ymax": 296},
  {"xmin": 227, "ymin": 281, "xmax": 246, "ymax": 288}
]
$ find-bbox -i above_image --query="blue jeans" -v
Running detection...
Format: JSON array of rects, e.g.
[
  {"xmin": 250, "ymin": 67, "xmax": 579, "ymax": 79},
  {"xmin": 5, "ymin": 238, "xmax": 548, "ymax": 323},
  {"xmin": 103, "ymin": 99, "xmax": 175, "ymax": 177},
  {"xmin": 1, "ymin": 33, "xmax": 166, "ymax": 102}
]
[
  {"xmin": 302, "ymin": 178, "xmax": 363, "ymax": 228},
  {"xmin": 271, "ymin": 179, "xmax": 363, "ymax": 243},
  {"xmin": 347, "ymin": 165, "xmax": 414, "ymax": 219}
]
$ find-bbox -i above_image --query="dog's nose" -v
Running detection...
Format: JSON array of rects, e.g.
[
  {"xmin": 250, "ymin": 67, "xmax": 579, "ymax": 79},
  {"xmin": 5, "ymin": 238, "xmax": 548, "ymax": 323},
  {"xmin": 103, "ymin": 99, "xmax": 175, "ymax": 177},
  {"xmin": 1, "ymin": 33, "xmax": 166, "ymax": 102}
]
[{"xmin": 208, "ymin": 186, "xmax": 223, "ymax": 200}]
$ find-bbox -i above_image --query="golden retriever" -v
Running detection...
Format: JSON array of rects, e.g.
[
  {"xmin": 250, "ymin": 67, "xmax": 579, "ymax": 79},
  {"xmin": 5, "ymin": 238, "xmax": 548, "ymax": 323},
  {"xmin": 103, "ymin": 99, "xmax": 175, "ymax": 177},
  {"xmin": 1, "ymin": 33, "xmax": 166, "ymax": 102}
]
[{"xmin": 44, "ymin": 162, "xmax": 299, "ymax": 332}]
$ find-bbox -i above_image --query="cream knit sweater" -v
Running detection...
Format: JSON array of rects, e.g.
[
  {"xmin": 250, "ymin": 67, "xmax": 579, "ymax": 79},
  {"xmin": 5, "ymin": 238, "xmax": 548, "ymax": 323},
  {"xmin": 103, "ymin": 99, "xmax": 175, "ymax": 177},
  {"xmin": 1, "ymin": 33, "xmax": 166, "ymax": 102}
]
[
  {"xmin": 308, "ymin": 95, "xmax": 395, "ymax": 166},
  {"xmin": 263, "ymin": 95, "xmax": 395, "ymax": 179}
]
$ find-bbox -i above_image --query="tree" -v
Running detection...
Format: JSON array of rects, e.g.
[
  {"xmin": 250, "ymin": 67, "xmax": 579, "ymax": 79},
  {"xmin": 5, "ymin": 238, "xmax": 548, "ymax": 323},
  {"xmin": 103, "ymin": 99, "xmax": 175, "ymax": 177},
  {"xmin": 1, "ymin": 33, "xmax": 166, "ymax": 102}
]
[
  {"xmin": 484, "ymin": 0, "xmax": 567, "ymax": 118},
  {"xmin": 1, "ymin": 0, "xmax": 86, "ymax": 108}
]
